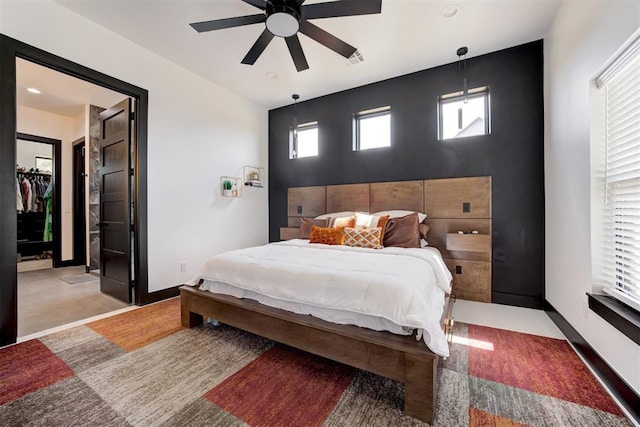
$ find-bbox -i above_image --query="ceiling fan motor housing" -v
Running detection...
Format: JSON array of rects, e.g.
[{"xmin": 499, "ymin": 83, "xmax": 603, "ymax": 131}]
[{"xmin": 266, "ymin": 0, "xmax": 301, "ymax": 37}]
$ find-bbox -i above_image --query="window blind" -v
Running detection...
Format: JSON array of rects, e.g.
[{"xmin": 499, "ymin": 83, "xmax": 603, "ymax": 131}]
[{"xmin": 601, "ymin": 47, "xmax": 640, "ymax": 312}]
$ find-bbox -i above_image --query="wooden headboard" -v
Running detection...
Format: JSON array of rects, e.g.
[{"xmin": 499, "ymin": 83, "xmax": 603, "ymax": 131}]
[{"xmin": 280, "ymin": 177, "xmax": 493, "ymax": 303}]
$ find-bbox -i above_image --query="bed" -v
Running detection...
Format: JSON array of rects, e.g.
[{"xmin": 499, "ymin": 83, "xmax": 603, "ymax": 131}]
[{"xmin": 180, "ymin": 177, "xmax": 492, "ymax": 423}]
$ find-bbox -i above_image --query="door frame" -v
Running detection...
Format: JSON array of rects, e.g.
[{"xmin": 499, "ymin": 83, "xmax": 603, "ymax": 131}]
[
  {"xmin": 16, "ymin": 132, "xmax": 62, "ymax": 268},
  {"xmin": 0, "ymin": 33, "xmax": 175, "ymax": 347},
  {"xmin": 72, "ymin": 137, "xmax": 86, "ymax": 267}
]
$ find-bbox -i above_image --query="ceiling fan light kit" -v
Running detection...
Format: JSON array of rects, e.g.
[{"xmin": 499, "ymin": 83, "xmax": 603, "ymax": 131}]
[
  {"xmin": 189, "ymin": 0, "xmax": 382, "ymax": 72},
  {"xmin": 265, "ymin": 1, "xmax": 301, "ymax": 37}
]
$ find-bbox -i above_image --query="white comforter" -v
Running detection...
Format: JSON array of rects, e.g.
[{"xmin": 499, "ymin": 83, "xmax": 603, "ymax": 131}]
[{"xmin": 188, "ymin": 239, "xmax": 453, "ymax": 357}]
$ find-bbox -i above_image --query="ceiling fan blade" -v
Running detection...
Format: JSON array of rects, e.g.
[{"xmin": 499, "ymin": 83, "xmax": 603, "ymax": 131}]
[
  {"xmin": 285, "ymin": 35, "xmax": 309, "ymax": 72},
  {"xmin": 241, "ymin": 0, "xmax": 267, "ymax": 10},
  {"xmin": 190, "ymin": 14, "xmax": 266, "ymax": 32},
  {"xmin": 299, "ymin": 21, "xmax": 356, "ymax": 59},
  {"xmin": 241, "ymin": 29, "xmax": 275, "ymax": 65},
  {"xmin": 302, "ymin": 0, "xmax": 381, "ymax": 20}
]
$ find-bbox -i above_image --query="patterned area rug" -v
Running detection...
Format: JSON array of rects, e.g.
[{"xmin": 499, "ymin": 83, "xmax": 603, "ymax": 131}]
[{"xmin": 0, "ymin": 298, "xmax": 631, "ymax": 426}]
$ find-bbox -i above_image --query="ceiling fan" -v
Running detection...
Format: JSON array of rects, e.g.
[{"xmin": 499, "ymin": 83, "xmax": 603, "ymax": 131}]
[{"xmin": 189, "ymin": 0, "xmax": 382, "ymax": 72}]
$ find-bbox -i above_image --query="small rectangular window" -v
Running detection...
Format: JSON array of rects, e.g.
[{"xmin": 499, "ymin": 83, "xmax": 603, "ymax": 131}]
[
  {"xmin": 354, "ymin": 106, "xmax": 391, "ymax": 151},
  {"xmin": 438, "ymin": 86, "xmax": 490, "ymax": 140},
  {"xmin": 290, "ymin": 121, "xmax": 318, "ymax": 159}
]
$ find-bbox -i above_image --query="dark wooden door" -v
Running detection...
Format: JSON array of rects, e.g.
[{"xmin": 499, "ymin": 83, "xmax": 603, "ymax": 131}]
[
  {"xmin": 99, "ymin": 99, "xmax": 132, "ymax": 303},
  {"xmin": 72, "ymin": 140, "xmax": 86, "ymax": 265}
]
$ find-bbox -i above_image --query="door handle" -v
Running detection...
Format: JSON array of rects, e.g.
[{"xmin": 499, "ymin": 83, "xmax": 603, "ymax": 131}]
[{"xmin": 96, "ymin": 222, "xmax": 108, "ymax": 227}]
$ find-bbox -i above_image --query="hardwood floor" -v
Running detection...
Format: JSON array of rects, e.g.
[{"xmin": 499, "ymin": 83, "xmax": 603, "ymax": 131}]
[{"xmin": 18, "ymin": 265, "xmax": 130, "ymax": 337}]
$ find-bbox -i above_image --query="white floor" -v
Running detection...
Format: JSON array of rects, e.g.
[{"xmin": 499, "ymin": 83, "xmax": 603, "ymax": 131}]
[{"xmin": 452, "ymin": 299, "xmax": 565, "ymax": 339}]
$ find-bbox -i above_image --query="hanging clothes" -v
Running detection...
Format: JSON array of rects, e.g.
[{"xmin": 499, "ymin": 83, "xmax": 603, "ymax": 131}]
[
  {"xmin": 43, "ymin": 181, "xmax": 53, "ymax": 242},
  {"xmin": 16, "ymin": 178, "xmax": 23, "ymax": 212},
  {"xmin": 21, "ymin": 177, "xmax": 31, "ymax": 212},
  {"xmin": 29, "ymin": 179, "xmax": 37, "ymax": 212}
]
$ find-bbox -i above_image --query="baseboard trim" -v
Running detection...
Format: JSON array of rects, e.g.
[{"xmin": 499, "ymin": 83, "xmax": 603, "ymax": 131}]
[
  {"xmin": 139, "ymin": 286, "xmax": 180, "ymax": 305},
  {"xmin": 491, "ymin": 292, "xmax": 543, "ymax": 309},
  {"xmin": 57, "ymin": 260, "xmax": 80, "ymax": 268},
  {"xmin": 544, "ymin": 300, "xmax": 639, "ymax": 425}
]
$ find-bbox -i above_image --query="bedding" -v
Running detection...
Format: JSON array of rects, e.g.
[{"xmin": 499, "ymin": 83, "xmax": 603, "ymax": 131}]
[
  {"xmin": 343, "ymin": 226, "xmax": 383, "ymax": 249},
  {"xmin": 373, "ymin": 210, "xmax": 427, "ymax": 223},
  {"xmin": 329, "ymin": 216, "xmax": 356, "ymax": 228},
  {"xmin": 382, "ymin": 212, "xmax": 421, "ymax": 248},
  {"xmin": 309, "ymin": 225, "xmax": 345, "ymax": 245},
  {"xmin": 188, "ymin": 239, "xmax": 453, "ymax": 357},
  {"xmin": 315, "ymin": 211, "xmax": 357, "ymax": 220},
  {"xmin": 299, "ymin": 218, "xmax": 328, "ymax": 239}
]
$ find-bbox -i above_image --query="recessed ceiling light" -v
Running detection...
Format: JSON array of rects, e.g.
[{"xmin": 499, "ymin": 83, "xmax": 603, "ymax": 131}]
[
  {"xmin": 266, "ymin": 72, "xmax": 278, "ymax": 79},
  {"xmin": 440, "ymin": 5, "xmax": 460, "ymax": 18},
  {"xmin": 27, "ymin": 87, "xmax": 41, "ymax": 94}
]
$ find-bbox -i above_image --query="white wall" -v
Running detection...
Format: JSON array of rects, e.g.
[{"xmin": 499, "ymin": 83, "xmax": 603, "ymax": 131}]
[
  {"xmin": 545, "ymin": 0, "xmax": 640, "ymax": 394},
  {"xmin": 71, "ymin": 111, "xmax": 84, "ymax": 142},
  {"xmin": 16, "ymin": 139, "xmax": 52, "ymax": 171},
  {"xmin": 1, "ymin": 0, "xmax": 268, "ymax": 291},
  {"xmin": 17, "ymin": 105, "xmax": 76, "ymax": 261}
]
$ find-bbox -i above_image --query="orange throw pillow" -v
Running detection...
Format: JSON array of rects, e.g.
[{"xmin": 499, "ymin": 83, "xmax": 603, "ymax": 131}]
[{"xmin": 309, "ymin": 226, "xmax": 345, "ymax": 245}]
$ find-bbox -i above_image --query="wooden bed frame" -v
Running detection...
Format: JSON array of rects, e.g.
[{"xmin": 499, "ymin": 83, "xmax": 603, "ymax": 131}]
[
  {"xmin": 180, "ymin": 177, "xmax": 490, "ymax": 422},
  {"xmin": 180, "ymin": 285, "xmax": 453, "ymax": 423}
]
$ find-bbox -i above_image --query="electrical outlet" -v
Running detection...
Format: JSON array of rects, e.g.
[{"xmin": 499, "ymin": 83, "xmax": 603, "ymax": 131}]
[{"xmin": 180, "ymin": 262, "xmax": 187, "ymax": 273}]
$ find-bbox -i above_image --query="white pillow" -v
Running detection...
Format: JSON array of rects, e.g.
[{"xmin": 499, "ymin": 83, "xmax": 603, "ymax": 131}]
[
  {"xmin": 354, "ymin": 212, "xmax": 384, "ymax": 229},
  {"xmin": 315, "ymin": 211, "xmax": 359, "ymax": 220},
  {"xmin": 372, "ymin": 210, "xmax": 427, "ymax": 223}
]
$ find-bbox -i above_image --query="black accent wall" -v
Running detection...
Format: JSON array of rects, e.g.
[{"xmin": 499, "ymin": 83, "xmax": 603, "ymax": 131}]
[{"xmin": 268, "ymin": 40, "xmax": 545, "ymax": 308}]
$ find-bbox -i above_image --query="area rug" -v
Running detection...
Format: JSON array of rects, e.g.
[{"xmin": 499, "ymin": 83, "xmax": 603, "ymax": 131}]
[
  {"xmin": 0, "ymin": 298, "xmax": 631, "ymax": 426},
  {"xmin": 59, "ymin": 274, "xmax": 98, "ymax": 284}
]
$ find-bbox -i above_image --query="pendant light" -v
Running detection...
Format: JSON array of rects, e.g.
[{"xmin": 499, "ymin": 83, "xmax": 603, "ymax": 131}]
[
  {"xmin": 292, "ymin": 93, "xmax": 300, "ymax": 158},
  {"xmin": 456, "ymin": 46, "xmax": 469, "ymax": 130}
]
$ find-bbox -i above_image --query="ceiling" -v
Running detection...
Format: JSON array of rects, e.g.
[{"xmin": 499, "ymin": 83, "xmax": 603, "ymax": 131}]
[
  {"xmin": 55, "ymin": 0, "xmax": 560, "ymax": 110},
  {"xmin": 17, "ymin": 58, "xmax": 126, "ymax": 117}
]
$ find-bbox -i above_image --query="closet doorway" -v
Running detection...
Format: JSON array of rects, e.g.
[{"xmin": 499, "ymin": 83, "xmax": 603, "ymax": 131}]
[
  {"xmin": 0, "ymin": 34, "xmax": 159, "ymax": 347},
  {"xmin": 16, "ymin": 133, "xmax": 61, "ymax": 270},
  {"xmin": 15, "ymin": 59, "xmax": 132, "ymax": 338}
]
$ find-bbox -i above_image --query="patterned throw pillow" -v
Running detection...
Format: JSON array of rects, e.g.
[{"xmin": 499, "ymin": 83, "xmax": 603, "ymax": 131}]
[
  {"xmin": 354, "ymin": 213, "xmax": 390, "ymax": 243},
  {"xmin": 309, "ymin": 226, "xmax": 345, "ymax": 245},
  {"xmin": 343, "ymin": 227, "xmax": 383, "ymax": 249}
]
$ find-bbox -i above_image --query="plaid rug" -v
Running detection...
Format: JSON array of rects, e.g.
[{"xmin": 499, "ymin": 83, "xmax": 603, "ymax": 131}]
[{"xmin": 0, "ymin": 298, "xmax": 631, "ymax": 426}]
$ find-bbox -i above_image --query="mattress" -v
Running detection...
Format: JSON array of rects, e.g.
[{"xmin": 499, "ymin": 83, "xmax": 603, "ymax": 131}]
[{"xmin": 188, "ymin": 239, "xmax": 453, "ymax": 357}]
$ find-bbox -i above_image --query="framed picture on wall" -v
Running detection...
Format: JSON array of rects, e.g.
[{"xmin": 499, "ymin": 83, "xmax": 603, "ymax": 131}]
[{"xmin": 35, "ymin": 156, "xmax": 52, "ymax": 173}]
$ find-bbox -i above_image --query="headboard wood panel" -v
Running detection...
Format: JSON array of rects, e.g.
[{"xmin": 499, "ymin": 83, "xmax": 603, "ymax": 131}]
[
  {"xmin": 327, "ymin": 184, "xmax": 370, "ymax": 213},
  {"xmin": 423, "ymin": 177, "xmax": 491, "ymax": 219},
  {"xmin": 424, "ymin": 219, "xmax": 492, "ymax": 262},
  {"xmin": 370, "ymin": 181, "xmax": 424, "ymax": 213},
  {"xmin": 287, "ymin": 186, "xmax": 326, "ymax": 218}
]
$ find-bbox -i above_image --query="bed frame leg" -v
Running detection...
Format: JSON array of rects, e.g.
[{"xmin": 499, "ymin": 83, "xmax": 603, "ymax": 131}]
[
  {"xmin": 181, "ymin": 295, "xmax": 203, "ymax": 328},
  {"xmin": 404, "ymin": 354, "xmax": 437, "ymax": 424}
]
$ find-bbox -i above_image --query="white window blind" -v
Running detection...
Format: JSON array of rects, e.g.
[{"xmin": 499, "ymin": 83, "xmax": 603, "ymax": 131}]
[{"xmin": 601, "ymin": 41, "xmax": 640, "ymax": 312}]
